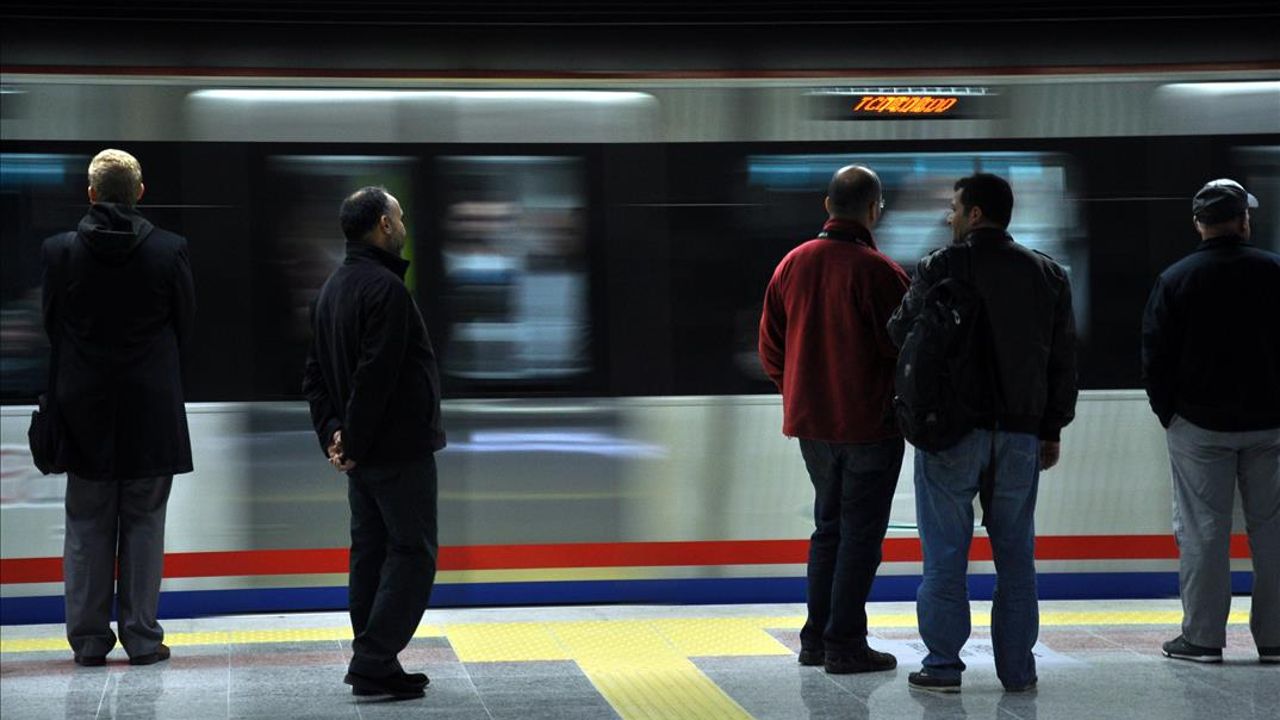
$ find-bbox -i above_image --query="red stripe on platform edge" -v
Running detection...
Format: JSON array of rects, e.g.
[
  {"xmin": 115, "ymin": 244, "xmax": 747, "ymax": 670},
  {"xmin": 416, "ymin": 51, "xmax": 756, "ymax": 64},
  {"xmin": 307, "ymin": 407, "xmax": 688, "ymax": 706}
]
[{"xmin": 0, "ymin": 535, "xmax": 1251, "ymax": 584}]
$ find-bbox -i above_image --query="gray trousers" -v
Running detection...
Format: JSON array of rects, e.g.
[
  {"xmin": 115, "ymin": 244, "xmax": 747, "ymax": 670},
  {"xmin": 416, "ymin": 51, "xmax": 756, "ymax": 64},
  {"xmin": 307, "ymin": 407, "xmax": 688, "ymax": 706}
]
[
  {"xmin": 64, "ymin": 473, "xmax": 173, "ymax": 658},
  {"xmin": 1167, "ymin": 416, "xmax": 1280, "ymax": 649}
]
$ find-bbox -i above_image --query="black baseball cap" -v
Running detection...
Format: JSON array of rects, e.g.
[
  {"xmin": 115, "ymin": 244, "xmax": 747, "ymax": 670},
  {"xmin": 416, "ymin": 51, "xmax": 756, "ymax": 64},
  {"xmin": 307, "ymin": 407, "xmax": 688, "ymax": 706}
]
[{"xmin": 1192, "ymin": 178, "xmax": 1259, "ymax": 223}]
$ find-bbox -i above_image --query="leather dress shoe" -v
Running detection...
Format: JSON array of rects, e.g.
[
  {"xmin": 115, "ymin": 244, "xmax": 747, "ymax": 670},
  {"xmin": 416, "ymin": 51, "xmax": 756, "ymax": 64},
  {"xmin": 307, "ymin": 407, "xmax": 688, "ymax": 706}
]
[
  {"xmin": 797, "ymin": 648, "xmax": 824, "ymax": 666},
  {"xmin": 345, "ymin": 670, "xmax": 426, "ymax": 699},
  {"xmin": 129, "ymin": 643, "xmax": 171, "ymax": 666},
  {"xmin": 825, "ymin": 648, "xmax": 897, "ymax": 674},
  {"xmin": 74, "ymin": 654, "xmax": 107, "ymax": 667}
]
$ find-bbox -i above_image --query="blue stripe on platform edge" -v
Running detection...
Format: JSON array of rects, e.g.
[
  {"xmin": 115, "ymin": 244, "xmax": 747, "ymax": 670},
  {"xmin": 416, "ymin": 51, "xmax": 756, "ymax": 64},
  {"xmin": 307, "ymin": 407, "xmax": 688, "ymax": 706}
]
[{"xmin": 0, "ymin": 571, "xmax": 1254, "ymax": 625}]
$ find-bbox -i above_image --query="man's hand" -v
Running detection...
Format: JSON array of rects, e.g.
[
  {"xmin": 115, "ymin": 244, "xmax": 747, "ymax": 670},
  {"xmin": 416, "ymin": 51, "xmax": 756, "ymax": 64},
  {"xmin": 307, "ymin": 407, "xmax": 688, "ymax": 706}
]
[
  {"xmin": 1040, "ymin": 441, "xmax": 1061, "ymax": 471},
  {"xmin": 327, "ymin": 429, "xmax": 357, "ymax": 472}
]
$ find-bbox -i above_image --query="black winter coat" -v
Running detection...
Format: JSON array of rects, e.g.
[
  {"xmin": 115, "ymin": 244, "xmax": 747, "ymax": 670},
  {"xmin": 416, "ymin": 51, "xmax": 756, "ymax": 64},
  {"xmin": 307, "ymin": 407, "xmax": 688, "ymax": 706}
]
[
  {"xmin": 1142, "ymin": 234, "xmax": 1280, "ymax": 431},
  {"xmin": 888, "ymin": 228, "xmax": 1078, "ymax": 441},
  {"xmin": 303, "ymin": 242, "xmax": 446, "ymax": 466},
  {"xmin": 41, "ymin": 203, "xmax": 196, "ymax": 480}
]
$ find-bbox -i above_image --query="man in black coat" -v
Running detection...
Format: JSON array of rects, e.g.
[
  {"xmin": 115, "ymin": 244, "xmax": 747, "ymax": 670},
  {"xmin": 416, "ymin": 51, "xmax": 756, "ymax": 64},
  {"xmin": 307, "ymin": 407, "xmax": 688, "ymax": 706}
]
[
  {"xmin": 1142, "ymin": 179, "xmax": 1280, "ymax": 664},
  {"xmin": 303, "ymin": 186, "xmax": 445, "ymax": 699},
  {"xmin": 42, "ymin": 148, "xmax": 195, "ymax": 667}
]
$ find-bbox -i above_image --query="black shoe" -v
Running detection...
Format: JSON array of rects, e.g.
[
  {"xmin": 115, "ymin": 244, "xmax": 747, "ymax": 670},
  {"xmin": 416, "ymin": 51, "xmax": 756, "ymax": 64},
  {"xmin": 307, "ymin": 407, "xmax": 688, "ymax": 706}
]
[
  {"xmin": 345, "ymin": 671, "xmax": 426, "ymax": 699},
  {"xmin": 73, "ymin": 654, "xmax": 106, "ymax": 667},
  {"xmin": 824, "ymin": 648, "xmax": 897, "ymax": 674},
  {"xmin": 1259, "ymin": 647, "xmax": 1280, "ymax": 664},
  {"xmin": 908, "ymin": 670, "xmax": 961, "ymax": 693},
  {"xmin": 1004, "ymin": 677, "xmax": 1038, "ymax": 693},
  {"xmin": 797, "ymin": 648, "xmax": 824, "ymax": 666},
  {"xmin": 1162, "ymin": 636, "xmax": 1222, "ymax": 663},
  {"xmin": 351, "ymin": 671, "xmax": 430, "ymax": 695},
  {"xmin": 129, "ymin": 644, "xmax": 170, "ymax": 666}
]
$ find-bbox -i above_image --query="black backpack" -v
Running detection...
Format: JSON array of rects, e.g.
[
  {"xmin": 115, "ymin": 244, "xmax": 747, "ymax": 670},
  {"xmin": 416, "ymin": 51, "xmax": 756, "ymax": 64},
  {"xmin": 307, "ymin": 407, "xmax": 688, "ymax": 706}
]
[{"xmin": 893, "ymin": 246, "xmax": 997, "ymax": 451}]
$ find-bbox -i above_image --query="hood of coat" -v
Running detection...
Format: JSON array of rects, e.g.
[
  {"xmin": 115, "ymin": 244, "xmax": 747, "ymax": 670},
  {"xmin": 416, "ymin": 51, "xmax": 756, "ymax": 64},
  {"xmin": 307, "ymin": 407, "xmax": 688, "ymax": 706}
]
[{"xmin": 76, "ymin": 203, "xmax": 155, "ymax": 264}]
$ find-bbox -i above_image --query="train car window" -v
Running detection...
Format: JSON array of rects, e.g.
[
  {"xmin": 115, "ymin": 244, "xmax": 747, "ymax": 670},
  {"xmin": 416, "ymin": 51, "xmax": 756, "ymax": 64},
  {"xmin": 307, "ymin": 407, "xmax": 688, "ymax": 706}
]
[
  {"xmin": 436, "ymin": 156, "xmax": 590, "ymax": 386},
  {"xmin": 674, "ymin": 150, "xmax": 1087, "ymax": 396},
  {"xmin": 256, "ymin": 154, "xmax": 417, "ymax": 399},
  {"xmin": 0, "ymin": 153, "xmax": 93, "ymax": 401},
  {"xmin": 1236, "ymin": 146, "xmax": 1279, "ymax": 254}
]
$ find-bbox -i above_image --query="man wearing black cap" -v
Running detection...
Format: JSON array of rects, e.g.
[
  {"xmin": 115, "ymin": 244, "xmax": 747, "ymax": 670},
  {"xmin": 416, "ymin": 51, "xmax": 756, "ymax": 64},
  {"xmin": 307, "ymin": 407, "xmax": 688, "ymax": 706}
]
[{"xmin": 1142, "ymin": 178, "xmax": 1280, "ymax": 665}]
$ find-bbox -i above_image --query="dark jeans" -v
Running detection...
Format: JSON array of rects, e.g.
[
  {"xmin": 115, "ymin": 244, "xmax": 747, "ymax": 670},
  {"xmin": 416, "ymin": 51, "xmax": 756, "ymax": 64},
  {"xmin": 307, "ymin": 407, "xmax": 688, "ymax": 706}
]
[
  {"xmin": 798, "ymin": 437, "xmax": 904, "ymax": 655},
  {"xmin": 346, "ymin": 454, "xmax": 439, "ymax": 678}
]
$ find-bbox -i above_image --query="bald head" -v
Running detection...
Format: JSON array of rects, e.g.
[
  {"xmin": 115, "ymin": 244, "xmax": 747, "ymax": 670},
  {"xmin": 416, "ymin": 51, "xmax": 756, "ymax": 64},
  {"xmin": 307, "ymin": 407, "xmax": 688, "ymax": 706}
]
[{"xmin": 826, "ymin": 165, "xmax": 883, "ymax": 226}]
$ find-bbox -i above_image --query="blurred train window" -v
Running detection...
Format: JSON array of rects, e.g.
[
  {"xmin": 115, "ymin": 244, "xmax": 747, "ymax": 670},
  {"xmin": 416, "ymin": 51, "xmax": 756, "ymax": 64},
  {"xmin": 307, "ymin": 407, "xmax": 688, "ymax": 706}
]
[
  {"xmin": 256, "ymin": 155, "xmax": 417, "ymax": 398},
  {"xmin": 1236, "ymin": 146, "xmax": 1279, "ymax": 254},
  {"xmin": 437, "ymin": 156, "xmax": 589, "ymax": 383},
  {"xmin": 0, "ymin": 153, "xmax": 91, "ymax": 400},
  {"xmin": 746, "ymin": 152, "xmax": 1088, "ymax": 337}
]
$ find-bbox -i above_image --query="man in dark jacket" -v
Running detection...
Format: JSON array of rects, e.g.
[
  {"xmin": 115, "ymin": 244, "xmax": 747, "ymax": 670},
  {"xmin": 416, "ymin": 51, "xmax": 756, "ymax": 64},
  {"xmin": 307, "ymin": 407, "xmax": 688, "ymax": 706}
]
[
  {"xmin": 303, "ymin": 186, "xmax": 445, "ymax": 698},
  {"xmin": 1142, "ymin": 179, "xmax": 1279, "ymax": 665},
  {"xmin": 759, "ymin": 165, "xmax": 911, "ymax": 674},
  {"xmin": 889, "ymin": 173, "xmax": 1076, "ymax": 694},
  {"xmin": 42, "ymin": 148, "xmax": 195, "ymax": 667}
]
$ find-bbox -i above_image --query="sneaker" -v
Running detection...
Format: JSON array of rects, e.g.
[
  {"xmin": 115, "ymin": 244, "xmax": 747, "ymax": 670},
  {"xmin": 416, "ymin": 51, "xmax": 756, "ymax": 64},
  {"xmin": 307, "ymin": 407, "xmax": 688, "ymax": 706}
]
[
  {"xmin": 129, "ymin": 644, "xmax": 170, "ymax": 666},
  {"xmin": 1004, "ymin": 677, "xmax": 1038, "ymax": 693},
  {"xmin": 1162, "ymin": 636, "xmax": 1222, "ymax": 663},
  {"xmin": 824, "ymin": 648, "xmax": 897, "ymax": 674},
  {"xmin": 797, "ymin": 648, "xmax": 824, "ymax": 666},
  {"xmin": 1260, "ymin": 647, "xmax": 1280, "ymax": 664},
  {"xmin": 908, "ymin": 669, "xmax": 961, "ymax": 693}
]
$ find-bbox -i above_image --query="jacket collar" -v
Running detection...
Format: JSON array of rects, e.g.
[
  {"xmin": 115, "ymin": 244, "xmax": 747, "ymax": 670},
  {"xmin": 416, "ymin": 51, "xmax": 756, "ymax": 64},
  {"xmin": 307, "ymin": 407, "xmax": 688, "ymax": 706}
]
[
  {"xmin": 1195, "ymin": 233, "xmax": 1249, "ymax": 251},
  {"xmin": 818, "ymin": 217, "xmax": 877, "ymax": 250},
  {"xmin": 345, "ymin": 241, "xmax": 410, "ymax": 279},
  {"xmin": 960, "ymin": 226, "xmax": 1013, "ymax": 246}
]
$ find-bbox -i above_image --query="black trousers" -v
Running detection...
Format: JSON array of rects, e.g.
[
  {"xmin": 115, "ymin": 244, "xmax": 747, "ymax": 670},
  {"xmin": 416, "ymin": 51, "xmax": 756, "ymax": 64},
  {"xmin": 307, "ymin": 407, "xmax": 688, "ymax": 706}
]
[
  {"xmin": 346, "ymin": 455, "xmax": 439, "ymax": 677},
  {"xmin": 798, "ymin": 437, "xmax": 903, "ymax": 655}
]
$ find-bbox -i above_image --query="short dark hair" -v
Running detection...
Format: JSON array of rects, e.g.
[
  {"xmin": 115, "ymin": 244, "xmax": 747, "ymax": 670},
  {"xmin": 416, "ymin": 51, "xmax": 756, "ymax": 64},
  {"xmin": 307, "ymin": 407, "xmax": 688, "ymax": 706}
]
[
  {"xmin": 954, "ymin": 173, "xmax": 1014, "ymax": 228},
  {"xmin": 827, "ymin": 166, "xmax": 881, "ymax": 218},
  {"xmin": 339, "ymin": 186, "xmax": 391, "ymax": 243}
]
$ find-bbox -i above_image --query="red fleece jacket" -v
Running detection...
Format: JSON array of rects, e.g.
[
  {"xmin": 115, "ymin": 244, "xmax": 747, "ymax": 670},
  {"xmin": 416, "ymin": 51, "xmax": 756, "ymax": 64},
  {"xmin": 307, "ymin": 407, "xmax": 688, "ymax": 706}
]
[{"xmin": 759, "ymin": 218, "xmax": 910, "ymax": 443}]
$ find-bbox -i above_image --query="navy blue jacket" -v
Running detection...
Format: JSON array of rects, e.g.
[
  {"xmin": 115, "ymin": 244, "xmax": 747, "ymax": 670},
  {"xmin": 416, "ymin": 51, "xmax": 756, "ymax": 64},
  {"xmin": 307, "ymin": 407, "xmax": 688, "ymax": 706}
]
[
  {"xmin": 1142, "ymin": 234, "xmax": 1280, "ymax": 431},
  {"xmin": 303, "ymin": 242, "xmax": 446, "ymax": 466}
]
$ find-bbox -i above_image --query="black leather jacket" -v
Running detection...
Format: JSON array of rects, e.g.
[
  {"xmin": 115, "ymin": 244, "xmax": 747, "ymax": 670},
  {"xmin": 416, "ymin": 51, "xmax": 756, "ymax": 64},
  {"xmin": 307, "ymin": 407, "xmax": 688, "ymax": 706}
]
[{"xmin": 888, "ymin": 228, "xmax": 1078, "ymax": 441}]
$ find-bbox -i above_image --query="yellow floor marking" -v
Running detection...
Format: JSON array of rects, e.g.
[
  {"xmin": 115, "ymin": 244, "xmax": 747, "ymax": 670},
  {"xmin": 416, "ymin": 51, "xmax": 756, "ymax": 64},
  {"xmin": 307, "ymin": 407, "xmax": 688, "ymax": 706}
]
[
  {"xmin": 550, "ymin": 620, "xmax": 753, "ymax": 720},
  {"xmin": 0, "ymin": 610, "xmax": 1249, "ymax": 655},
  {"xmin": 445, "ymin": 621, "xmax": 570, "ymax": 662}
]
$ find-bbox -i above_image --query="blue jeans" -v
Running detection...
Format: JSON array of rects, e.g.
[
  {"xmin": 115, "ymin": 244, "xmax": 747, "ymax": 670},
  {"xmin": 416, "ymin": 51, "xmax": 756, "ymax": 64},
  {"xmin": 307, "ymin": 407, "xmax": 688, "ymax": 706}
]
[
  {"xmin": 914, "ymin": 429, "xmax": 1040, "ymax": 688},
  {"xmin": 799, "ymin": 437, "xmax": 904, "ymax": 655}
]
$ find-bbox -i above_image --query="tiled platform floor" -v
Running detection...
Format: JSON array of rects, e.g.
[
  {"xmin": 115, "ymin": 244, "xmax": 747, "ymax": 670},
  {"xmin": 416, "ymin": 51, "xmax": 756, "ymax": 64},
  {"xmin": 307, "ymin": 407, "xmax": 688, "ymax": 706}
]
[{"xmin": 1, "ymin": 598, "xmax": 1274, "ymax": 719}]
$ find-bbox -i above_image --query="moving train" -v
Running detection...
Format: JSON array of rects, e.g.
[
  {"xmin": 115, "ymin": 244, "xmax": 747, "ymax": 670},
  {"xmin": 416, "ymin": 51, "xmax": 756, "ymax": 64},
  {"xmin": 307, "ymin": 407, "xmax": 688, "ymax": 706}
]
[{"xmin": 2, "ymin": 62, "xmax": 1277, "ymax": 623}]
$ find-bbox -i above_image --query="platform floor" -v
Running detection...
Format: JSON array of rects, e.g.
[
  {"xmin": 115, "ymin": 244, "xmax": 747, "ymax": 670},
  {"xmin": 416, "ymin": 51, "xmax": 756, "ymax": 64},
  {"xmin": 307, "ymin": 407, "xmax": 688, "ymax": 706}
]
[{"xmin": 0, "ymin": 598, "xmax": 1274, "ymax": 719}]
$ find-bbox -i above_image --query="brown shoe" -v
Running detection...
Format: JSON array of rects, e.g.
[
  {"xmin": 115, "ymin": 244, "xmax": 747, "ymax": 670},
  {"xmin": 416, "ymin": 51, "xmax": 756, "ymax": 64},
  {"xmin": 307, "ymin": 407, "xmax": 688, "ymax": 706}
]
[{"xmin": 129, "ymin": 643, "xmax": 171, "ymax": 666}]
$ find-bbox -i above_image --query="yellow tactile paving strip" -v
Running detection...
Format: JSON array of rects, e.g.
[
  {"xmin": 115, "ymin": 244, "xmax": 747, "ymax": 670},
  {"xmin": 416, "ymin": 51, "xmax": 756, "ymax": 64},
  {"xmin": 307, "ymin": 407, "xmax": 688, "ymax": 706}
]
[{"xmin": 0, "ymin": 610, "xmax": 1250, "ymax": 720}]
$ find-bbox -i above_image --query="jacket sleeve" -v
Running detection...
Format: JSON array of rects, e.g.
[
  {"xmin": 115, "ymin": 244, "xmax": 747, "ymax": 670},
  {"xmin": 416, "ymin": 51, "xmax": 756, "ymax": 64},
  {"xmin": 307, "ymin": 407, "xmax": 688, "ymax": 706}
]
[
  {"xmin": 1040, "ymin": 269, "xmax": 1078, "ymax": 440},
  {"xmin": 869, "ymin": 259, "xmax": 911, "ymax": 359},
  {"xmin": 171, "ymin": 239, "xmax": 197, "ymax": 357},
  {"xmin": 341, "ymin": 281, "xmax": 412, "ymax": 463},
  {"xmin": 39, "ymin": 236, "xmax": 59, "ymax": 347},
  {"xmin": 1141, "ymin": 276, "xmax": 1179, "ymax": 428},
  {"xmin": 888, "ymin": 251, "xmax": 942, "ymax": 349},
  {"xmin": 302, "ymin": 310, "xmax": 341, "ymax": 457},
  {"xmin": 758, "ymin": 267, "xmax": 787, "ymax": 391}
]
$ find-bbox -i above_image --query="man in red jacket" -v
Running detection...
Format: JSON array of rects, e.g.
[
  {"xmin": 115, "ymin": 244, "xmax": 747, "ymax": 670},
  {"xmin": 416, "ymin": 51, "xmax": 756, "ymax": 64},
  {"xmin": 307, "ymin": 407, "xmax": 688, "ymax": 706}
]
[{"xmin": 759, "ymin": 165, "xmax": 910, "ymax": 674}]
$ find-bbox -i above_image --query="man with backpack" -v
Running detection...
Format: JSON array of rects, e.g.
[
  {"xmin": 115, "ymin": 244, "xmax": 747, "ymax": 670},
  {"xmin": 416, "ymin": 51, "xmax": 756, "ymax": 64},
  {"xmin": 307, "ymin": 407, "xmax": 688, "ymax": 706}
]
[
  {"xmin": 888, "ymin": 173, "xmax": 1077, "ymax": 694},
  {"xmin": 759, "ymin": 165, "xmax": 910, "ymax": 674}
]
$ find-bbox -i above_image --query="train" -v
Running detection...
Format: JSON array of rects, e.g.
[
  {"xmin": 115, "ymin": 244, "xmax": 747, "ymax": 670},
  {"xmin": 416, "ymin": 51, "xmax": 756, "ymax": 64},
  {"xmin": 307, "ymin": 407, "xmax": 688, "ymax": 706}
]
[{"xmin": 2, "ymin": 61, "xmax": 1277, "ymax": 624}]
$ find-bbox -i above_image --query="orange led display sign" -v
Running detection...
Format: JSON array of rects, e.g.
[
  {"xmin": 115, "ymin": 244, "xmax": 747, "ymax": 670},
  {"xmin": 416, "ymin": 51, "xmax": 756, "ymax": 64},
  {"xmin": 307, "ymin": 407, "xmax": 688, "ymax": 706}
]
[{"xmin": 852, "ymin": 95, "xmax": 959, "ymax": 115}]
